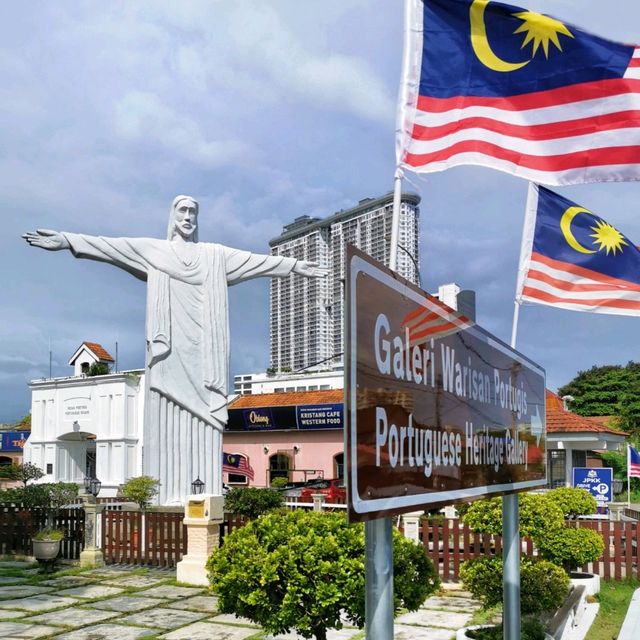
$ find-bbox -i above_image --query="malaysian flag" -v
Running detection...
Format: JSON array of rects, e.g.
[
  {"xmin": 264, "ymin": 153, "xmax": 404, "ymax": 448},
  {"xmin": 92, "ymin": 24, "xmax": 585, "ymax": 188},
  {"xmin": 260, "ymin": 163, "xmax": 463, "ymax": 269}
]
[
  {"xmin": 222, "ymin": 452, "xmax": 255, "ymax": 481},
  {"xmin": 629, "ymin": 446, "xmax": 640, "ymax": 479},
  {"xmin": 515, "ymin": 184, "xmax": 640, "ymax": 315},
  {"xmin": 397, "ymin": 0, "xmax": 640, "ymax": 186}
]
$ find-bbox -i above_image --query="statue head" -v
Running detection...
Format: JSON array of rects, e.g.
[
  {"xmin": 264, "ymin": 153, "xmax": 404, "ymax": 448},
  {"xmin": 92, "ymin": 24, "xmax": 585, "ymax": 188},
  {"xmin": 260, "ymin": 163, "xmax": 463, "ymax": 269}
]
[{"xmin": 168, "ymin": 195, "xmax": 199, "ymax": 242}]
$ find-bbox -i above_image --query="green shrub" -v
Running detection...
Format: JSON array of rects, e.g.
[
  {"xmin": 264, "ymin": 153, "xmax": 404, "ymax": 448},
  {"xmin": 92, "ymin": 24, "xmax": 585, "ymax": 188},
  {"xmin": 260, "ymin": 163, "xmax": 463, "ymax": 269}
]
[
  {"xmin": 462, "ymin": 493, "xmax": 564, "ymax": 537},
  {"xmin": 121, "ymin": 476, "xmax": 160, "ymax": 510},
  {"xmin": 537, "ymin": 526, "xmax": 604, "ymax": 572},
  {"xmin": 270, "ymin": 476, "xmax": 289, "ymax": 489},
  {"xmin": 224, "ymin": 486, "xmax": 284, "ymax": 519},
  {"xmin": 207, "ymin": 511, "xmax": 439, "ymax": 640},
  {"xmin": 460, "ymin": 556, "xmax": 569, "ymax": 614},
  {"xmin": 546, "ymin": 487, "xmax": 597, "ymax": 518}
]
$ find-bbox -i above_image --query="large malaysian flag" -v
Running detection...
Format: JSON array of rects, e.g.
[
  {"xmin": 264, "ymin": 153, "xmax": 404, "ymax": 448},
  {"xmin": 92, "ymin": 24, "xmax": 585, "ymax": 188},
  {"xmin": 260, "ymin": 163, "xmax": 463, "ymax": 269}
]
[{"xmin": 397, "ymin": 0, "xmax": 640, "ymax": 185}]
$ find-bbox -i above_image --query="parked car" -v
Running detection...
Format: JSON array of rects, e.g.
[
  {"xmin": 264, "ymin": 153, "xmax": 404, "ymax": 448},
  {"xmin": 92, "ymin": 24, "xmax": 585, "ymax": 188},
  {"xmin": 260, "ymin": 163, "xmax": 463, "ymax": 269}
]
[{"xmin": 299, "ymin": 478, "xmax": 346, "ymax": 503}]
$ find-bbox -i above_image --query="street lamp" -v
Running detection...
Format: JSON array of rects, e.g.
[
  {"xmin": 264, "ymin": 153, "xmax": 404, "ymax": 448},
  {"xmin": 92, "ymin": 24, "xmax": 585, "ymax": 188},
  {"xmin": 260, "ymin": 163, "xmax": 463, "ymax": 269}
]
[
  {"xmin": 191, "ymin": 477, "xmax": 205, "ymax": 494},
  {"xmin": 83, "ymin": 476, "xmax": 101, "ymax": 498}
]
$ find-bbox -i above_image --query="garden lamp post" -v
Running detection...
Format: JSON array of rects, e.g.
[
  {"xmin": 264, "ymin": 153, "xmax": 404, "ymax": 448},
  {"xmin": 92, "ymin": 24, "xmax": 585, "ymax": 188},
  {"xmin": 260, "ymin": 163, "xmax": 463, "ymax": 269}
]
[{"xmin": 80, "ymin": 476, "xmax": 104, "ymax": 568}]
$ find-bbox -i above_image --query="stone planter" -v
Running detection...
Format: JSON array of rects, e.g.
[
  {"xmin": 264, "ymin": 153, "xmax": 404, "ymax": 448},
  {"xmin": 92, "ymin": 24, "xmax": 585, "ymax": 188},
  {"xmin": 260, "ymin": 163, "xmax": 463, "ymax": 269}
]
[
  {"xmin": 32, "ymin": 539, "xmax": 61, "ymax": 561},
  {"xmin": 570, "ymin": 571, "xmax": 600, "ymax": 596}
]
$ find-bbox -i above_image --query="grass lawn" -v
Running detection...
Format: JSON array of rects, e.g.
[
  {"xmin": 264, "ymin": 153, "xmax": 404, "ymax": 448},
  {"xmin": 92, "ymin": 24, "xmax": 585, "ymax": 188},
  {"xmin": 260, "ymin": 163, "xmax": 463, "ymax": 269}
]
[{"xmin": 586, "ymin": 579, "xmax": 640, "ymax": 640}]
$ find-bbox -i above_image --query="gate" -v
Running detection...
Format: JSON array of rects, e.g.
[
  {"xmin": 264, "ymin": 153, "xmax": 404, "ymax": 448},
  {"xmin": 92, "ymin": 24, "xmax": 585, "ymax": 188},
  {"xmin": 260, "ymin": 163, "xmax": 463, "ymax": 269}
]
[{"xmin": 101, "ymin": 509, "xmax": 186, "ymax": 568}]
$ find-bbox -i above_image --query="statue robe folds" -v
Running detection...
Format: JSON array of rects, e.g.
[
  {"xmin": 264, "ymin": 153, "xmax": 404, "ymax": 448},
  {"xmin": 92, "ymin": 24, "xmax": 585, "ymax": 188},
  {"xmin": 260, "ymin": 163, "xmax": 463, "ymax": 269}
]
[{"xmin": 62, "ymin": 233, "xmax": 297, "ymax": 503}]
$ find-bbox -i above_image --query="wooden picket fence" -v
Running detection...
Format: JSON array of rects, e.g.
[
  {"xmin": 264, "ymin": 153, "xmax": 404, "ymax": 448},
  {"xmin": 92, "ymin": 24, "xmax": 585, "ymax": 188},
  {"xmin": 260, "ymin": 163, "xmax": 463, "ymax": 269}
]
[
  {"xmin": 101, "ymin": 510, "xmax": 187, "ymax": 567},
  {"xmin": 0, "ymin": 506, "xmax": 84, "ymax": 559},
  {"xmin": 421, "ymin": 518, "xmax": 640, "ymax": 582}
]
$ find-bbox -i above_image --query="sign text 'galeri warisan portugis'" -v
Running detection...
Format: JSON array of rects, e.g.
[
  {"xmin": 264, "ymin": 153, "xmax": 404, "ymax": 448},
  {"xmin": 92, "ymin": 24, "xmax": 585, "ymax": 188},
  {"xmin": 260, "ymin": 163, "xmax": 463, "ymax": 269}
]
[{"xmin": 346, "ymin": 248, "xmax": 546, "ymax": 522}]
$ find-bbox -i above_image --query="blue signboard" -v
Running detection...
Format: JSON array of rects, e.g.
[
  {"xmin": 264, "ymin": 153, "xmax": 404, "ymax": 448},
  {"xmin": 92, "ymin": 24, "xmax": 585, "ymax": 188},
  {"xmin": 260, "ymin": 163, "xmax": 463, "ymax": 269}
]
[
  {"xmin": 0, "ymin": 432, "xmax": 30, "ymax": 452},
  {"xmin": 296, "ymin": 404, "xmax": 343, "ymax": 430},
  {"xmin": 572, "ymin": 467, "xmax": 613, "ymax": 508}
]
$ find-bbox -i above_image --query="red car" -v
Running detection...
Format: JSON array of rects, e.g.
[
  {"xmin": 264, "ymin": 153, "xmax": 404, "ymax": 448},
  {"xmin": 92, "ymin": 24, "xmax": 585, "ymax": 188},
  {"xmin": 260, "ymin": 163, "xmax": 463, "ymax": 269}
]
[{"xmin": 300, "ymin": 478, "xmax": 346, "ymax": 503}]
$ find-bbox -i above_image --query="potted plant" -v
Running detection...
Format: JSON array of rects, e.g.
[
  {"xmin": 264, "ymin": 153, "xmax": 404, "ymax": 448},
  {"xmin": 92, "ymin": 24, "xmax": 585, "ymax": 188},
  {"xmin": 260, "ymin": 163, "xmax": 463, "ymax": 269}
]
[
  {"xmin": 29, "ymin": 482, "xmax": 79, "ymax": 566},
  {"xmin": 32, "ymin": 528, "xmax": 65, "ymax": 561},
  {"xmin": 120, "ymin": 475, "xmax": 160, "ymax": 548}
]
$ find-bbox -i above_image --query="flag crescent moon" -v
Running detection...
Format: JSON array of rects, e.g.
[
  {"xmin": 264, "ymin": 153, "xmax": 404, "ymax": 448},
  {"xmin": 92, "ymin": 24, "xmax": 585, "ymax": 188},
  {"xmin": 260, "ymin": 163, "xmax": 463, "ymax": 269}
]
[
  {"xmin": 560, "ymin": 206, "xmax": 597, "ymax": 254},
  {"xmin": 470, "ymin": 0, "xmax": 530, "ymax": 72}
]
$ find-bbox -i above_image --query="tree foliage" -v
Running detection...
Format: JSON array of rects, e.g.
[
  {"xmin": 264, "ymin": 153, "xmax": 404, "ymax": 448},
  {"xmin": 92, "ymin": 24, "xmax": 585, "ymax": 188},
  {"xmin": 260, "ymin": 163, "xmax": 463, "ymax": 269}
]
[
  {"xmin": 87, "ymin": 362, "xmax": 110, "ymax": 376},
  {"xmin": 224, "ymin": 486, "xmax": 284, "ymax": 519},
  {"xmin": 558, "ymin": 361, "xmax": 640, "ymax": 435},
  {"xmin": 120, "ymin": 475, "xmax": 160, "ymax": 510},
  {"xmin": 0, "ymin": 462, "xmax": 45, "ymax": 487},
  {"xmin": 207, "ymin": 511, "xmax": 439, "ymax": 640}
]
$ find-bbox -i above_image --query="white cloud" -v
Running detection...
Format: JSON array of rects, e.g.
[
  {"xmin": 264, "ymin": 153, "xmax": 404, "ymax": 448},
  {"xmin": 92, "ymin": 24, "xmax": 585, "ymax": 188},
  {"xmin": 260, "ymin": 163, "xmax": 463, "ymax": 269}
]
[{"xmin": 114, "ymin": 90, "xmax": 249, "ymax": 168}]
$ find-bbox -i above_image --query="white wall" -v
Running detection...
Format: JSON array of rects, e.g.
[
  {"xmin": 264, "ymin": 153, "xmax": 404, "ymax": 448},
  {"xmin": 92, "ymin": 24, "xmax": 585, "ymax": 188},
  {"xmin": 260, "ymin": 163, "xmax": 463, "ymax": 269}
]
[{"xmin": 25, "ymin": 370, "xmax": 144, "ymax": 496}]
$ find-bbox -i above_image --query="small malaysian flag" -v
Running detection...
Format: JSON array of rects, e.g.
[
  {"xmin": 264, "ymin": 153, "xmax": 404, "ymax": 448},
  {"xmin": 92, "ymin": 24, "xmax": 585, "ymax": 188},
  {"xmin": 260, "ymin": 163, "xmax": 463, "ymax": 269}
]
[
  {"xmin": 629, "ymin": 446, "xmax": 640, "ymax": 478},
  {"xmin": 222, "ymin": 452, "xmax": 255, "ymax": 481},
  {"xmin": 516, "ymin": 184, "xmax": 640, "ymax": 316}
]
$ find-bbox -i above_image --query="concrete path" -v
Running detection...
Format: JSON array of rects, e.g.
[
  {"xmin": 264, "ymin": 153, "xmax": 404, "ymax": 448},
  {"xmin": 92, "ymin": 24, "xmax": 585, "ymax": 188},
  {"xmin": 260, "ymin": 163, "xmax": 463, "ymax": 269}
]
[{"xmin": 0, "ymin": 561, "xmax": 479, "ymax": 639}]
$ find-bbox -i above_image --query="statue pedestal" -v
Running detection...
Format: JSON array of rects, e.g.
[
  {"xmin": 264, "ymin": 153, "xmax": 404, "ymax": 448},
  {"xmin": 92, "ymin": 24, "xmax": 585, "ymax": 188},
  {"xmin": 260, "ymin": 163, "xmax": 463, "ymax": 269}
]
[{"xmin": 176, "ymin": 495, "xmax": 224, "ymax": 586}]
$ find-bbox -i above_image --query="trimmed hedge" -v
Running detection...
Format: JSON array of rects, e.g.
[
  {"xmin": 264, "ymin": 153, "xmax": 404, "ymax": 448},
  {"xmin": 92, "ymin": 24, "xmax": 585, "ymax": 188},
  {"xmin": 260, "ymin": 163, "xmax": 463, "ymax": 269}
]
[{"xmin": 207, "ymin": 510, "xmax": 439, "ymax": 640}]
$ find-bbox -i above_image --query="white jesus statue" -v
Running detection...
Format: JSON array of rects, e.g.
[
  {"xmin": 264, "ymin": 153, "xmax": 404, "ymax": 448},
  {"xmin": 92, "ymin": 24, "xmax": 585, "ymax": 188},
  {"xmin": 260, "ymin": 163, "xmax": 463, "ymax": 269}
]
[{"xmin": 24, "ymin": 195, "xmax": 325, "ymax": 504}]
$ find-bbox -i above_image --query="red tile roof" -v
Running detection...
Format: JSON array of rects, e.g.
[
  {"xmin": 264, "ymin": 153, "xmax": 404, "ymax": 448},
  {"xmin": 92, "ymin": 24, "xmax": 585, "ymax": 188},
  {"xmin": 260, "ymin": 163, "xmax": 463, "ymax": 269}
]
[
  {"xmin": 545, "ymin": 390, "xmax": 626, "ymax": 436},
  {"xmin": 229, "ymin": 389, "xmax": 343, "ymax": 408},
  {"xmin": 83, "ymin": 342, "xmax": 114, "ymax": 362}
]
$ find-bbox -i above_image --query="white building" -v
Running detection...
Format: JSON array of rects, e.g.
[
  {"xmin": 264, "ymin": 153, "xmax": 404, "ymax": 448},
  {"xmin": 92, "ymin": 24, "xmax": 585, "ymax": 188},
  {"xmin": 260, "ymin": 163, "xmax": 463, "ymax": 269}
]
[
  {"xmin": 233, "ymin": 370, "xmax": 343, "ymax": 396},
  {"xmin": 268, "ymin": 192, "xmax": 420, "ymax": 372},
  {"xmin": 24, "ymin": 342, "xmax": 144, "ymax": 497}
]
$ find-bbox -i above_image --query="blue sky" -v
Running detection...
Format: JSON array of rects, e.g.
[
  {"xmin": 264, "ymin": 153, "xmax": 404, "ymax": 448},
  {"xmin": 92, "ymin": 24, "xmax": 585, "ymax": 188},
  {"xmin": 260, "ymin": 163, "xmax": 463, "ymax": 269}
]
[{"xmin": 2, "ymin": 0, "xmax": 640, "ymax": 422}]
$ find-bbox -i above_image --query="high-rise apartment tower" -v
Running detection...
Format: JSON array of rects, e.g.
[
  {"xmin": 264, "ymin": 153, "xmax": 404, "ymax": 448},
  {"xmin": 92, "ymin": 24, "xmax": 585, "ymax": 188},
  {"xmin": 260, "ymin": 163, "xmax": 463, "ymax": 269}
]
[{"xmin": 268, "ymin": 192, "xmax": 420, "ymax": 372}]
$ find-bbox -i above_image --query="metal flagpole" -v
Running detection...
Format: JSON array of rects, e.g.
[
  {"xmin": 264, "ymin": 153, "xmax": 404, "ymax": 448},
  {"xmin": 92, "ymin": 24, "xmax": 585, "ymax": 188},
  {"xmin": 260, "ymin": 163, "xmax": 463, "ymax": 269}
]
[
  {"xmin": 365, "ymin": 172, "xmax": 403, "ymax": 640},
  {"xmin": 628, "ymin": 445, "xmax": 631, "ymax": 509},
  {"xmin": 364, "ymin": 0, "xmax": 418, "ymax": 631},
  {"xmin": 503, "ymin": 181, "xmax": 538, "ymax": 640}
]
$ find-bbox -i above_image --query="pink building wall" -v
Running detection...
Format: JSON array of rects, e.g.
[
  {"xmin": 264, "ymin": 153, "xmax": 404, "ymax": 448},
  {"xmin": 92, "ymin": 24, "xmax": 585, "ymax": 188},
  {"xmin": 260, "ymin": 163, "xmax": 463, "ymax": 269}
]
[{"xmin": 223, "ymin": 429, "xmax": 344, "ymax": 487}]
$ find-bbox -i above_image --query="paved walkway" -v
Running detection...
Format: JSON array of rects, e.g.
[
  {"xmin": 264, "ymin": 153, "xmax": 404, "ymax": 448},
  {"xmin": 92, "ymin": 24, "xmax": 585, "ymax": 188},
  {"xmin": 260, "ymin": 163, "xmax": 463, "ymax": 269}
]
[{"xmin": 0, "ymin": 561, "xmax": 480, "ymax": 639}]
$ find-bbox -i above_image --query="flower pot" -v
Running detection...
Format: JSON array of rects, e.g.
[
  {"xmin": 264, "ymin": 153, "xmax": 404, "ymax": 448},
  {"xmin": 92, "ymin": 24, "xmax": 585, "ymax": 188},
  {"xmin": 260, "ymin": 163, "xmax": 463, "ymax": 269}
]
[
  {"xmin": 32, "ymin": 539, "xmax": 61, "ymax": 561},
  {"xmin": 569, "ymin": 571, "xmax": 600, "ymax": 596}
]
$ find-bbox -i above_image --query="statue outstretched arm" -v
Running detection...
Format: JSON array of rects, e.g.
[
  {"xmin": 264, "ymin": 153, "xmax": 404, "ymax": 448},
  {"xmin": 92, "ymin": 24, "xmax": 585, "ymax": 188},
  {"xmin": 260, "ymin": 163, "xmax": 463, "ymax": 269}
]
[
  {"xmin": 23, "ymin": 229, "xmax": 151, "ymax": 281},
  {"xmin": 22, "ymin": 229, "xmax": 70, "ymax": 251},
  {"xmin": 224, "ymin": 246, "xmax": 327, "ymax": 284},
  {"xmin": 292, "ymin": 261, "xmax": 328, "ymax": 278}
]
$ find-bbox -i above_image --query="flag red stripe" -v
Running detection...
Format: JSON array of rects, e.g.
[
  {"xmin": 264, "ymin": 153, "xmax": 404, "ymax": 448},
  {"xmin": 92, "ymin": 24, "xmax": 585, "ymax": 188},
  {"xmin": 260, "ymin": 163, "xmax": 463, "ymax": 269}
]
[
  {"xmin": 629, "ymin": 59, "xmax": 640, "ymax": 68},
  {"xmin": 521, "ymin": 286, "xmax": 640, "ymax": 310},
  {"xmin": 416, "ymin": 78, "xmax": 640, "ymax": 113},
  {"xmin": 526, "ymin": 267, "xmax": 640, "ymax": 294},
  {"xmin": 530, "ymin": 252, "xmax": 640, "ymax": 290},
  {"xmin": 411, "ymin": 111, "xmax": 640, "ymax": 143},
  {"xmin": 405, "ymin": 141, "xmax": 640, "ymax": 172}
]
